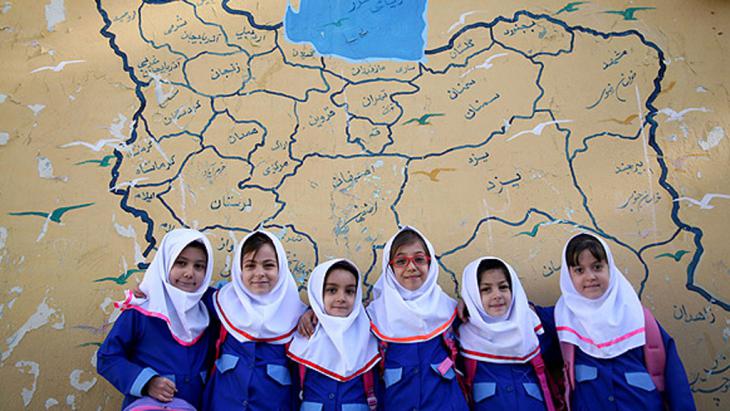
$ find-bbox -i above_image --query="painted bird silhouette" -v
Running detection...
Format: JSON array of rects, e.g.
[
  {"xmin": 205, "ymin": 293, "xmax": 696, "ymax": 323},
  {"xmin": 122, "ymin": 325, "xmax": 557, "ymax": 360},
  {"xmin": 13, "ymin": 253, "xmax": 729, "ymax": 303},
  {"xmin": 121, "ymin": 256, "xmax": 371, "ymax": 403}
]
[
  {"xmin": 674, "ymin": 194, "xmax": 730, "ymax": 210},
  {"xmin": 77, "ymin": 342, "xmax": 103, "ymax": 348},
  {"xmin": 603, "ymin": 7, "xmax": 655, "ymax": 21},
  {"xmin": 601, "ymin": 114, "xmax": 638, "ymax": 125},
  {"xmin": 94, "ymin": 268, "xmax": 144, "ymax": 285},
  {"xmin": 556, "ymin": 2, "xmax": 588, "ymax": 15},
  {"xmin": 322, "ymin": 17, "xmax": 349, "ymax": 28},
  {"xmin": 403, "ymin": 113, "xmax": 445, "ymax": 126},
  {"xmin": 75, "ymin": 155, "xmax": 116, "ymax": 167},
  {"xmin": 507, "ymin": 120, "xmax": 573, "ymax": 141},
  {"xmin": 655, "ymin": 250, "xmax": 690, "ymax": 262},
  {"xmin": 411, "ymin": 168, "xmax": 456, "ymax": 182},
  {"xmin": 31, "ymin": 60, "xmax": 85, "ymax": 73},
  {"xmin": 8, "ymin": 202, "xmax": 95, "ymax": 223},
  {"xmin": 516, "ymin": 222, "xmax": 543, "ymax": 237}
]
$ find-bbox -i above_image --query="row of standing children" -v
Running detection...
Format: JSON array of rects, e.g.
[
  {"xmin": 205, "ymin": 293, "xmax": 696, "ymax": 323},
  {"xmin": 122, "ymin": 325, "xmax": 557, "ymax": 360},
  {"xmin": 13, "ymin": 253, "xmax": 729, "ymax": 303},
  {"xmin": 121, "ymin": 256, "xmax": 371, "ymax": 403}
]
[{"xmin": 97, "ymin": 225, "xmax": 696, "ymax": 410}]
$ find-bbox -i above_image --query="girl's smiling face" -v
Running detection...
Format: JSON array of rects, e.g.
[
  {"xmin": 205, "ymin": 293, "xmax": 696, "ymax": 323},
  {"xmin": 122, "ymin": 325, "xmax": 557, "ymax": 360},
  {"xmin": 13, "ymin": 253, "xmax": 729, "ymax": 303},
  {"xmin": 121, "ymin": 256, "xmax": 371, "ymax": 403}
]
[
  {"xmin": 169, "ymin": 244, "xmax": 208, "ymax": 292},
  {"xmin": 323, "ymin": 268, "xmax": 358, "ymax": 317},
  {"xmin": 390, "ymin": 240, "xmax": 430, "ymax": 291},
  {"xmin": 241, "ymin": 243, "xmax": 279, "ymax": 294},
  {"xmin": 479, "ymin": 268, "xmax": 512, "ymax": 317},
  {"xmin": 569, "ymin": 249, "xmax": 610, "ymax": 299}
]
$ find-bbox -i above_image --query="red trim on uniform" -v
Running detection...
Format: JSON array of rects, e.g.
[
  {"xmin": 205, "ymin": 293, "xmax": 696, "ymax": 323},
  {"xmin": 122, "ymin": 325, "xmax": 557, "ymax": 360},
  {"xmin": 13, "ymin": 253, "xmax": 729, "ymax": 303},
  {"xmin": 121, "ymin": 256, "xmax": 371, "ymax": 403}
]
[
  {"xmin": 215, "ymin": 291, "xmax": 296, "ymax": 342},
  {"xmin": 370, "ymin": 309, "xmax": 457, "ymax": 343},
  {"xmin": 287, "ymin": 352, "xmax": 381, "ymax": 382},
  {"xmin": 556, "ymin": 325, "xmax": 645, "ymax": 348},
  {"xmin": 462, "ymin": 345, "xmax": 540, "ymax": 362}
]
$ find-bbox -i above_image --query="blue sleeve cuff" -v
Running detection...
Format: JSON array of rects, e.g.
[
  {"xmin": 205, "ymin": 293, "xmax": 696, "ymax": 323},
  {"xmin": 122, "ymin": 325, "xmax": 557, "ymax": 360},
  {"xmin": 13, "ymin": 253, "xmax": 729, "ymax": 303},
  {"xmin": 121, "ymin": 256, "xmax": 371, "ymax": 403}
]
[{"xmin": 130, "ymin": 367, "xmax": 158, "ymax": 397}]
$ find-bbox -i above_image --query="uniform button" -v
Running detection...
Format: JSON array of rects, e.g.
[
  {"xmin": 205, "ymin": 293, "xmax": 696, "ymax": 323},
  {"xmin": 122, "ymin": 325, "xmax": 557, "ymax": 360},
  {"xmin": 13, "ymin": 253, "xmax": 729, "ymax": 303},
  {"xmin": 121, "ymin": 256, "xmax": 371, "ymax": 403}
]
[
  {"xmin": 608, "ymin": 396, "xmax": 615, "ymax": 402},
  {"xmin": 414, "ymin": 368, "xmax": 419, "ymax": 374},
  {"xmin": 328, "ymin": 393, "xmax": 335, "ymax": 400},
  {"xmin": 505, "ymin": 385, "xmax": 513, "ymax": 392},
  {"xmin": 242, "ymin": 400, "xmax": 248, "ymax": 407},
  {"xmin": 184, "ymin": 377, "xmax": 190, "ymax": 383}
]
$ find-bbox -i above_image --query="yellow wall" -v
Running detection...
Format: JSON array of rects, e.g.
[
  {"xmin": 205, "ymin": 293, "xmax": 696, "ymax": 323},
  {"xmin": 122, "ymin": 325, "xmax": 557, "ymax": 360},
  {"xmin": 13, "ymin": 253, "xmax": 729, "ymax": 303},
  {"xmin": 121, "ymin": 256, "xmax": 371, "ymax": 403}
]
[{"xmin": 0, "ymin": 0, "xmax": 728, "ymax": 409}]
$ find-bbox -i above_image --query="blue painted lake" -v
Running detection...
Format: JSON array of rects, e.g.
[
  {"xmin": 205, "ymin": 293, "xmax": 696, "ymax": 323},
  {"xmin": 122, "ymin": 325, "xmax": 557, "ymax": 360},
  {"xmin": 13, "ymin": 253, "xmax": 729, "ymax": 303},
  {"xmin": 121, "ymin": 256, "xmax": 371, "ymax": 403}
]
[{"xmin": 284, "ymin": 0, "xmax": 428, "ymax": 61}]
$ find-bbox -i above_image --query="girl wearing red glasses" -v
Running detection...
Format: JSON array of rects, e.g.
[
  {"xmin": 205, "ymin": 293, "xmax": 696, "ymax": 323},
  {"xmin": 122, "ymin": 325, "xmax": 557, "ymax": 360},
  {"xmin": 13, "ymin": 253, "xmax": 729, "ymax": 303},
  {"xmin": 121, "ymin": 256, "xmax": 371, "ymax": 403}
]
[{"xmin": 366, "ymin": 226, "xmax": 468, "ymax": 410}]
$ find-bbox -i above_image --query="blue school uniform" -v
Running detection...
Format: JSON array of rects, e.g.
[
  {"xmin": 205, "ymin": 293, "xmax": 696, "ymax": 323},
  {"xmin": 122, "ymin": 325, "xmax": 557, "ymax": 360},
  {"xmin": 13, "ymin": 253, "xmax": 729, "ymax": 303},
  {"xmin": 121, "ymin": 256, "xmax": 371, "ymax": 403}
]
[
  {"xmin": 97, "ymin": 308, "xmax": 216, "ymax": 410},
  {"xmin": 570, "ymin": 322, "xmax": 695, "ymax": 411},
  {"xmin": 468, "ymin": 306, "xmax": 558, "ymax": 410},
  {"xmin": 203, "ymin": 332, "xmax": 296, "ymax": 411},
  {"xmin": 381, "ymin": 334, "xmax": 468, "ymax": 411},
  {"xmin": 299, "ymin": 369, "xmax": 375, "ymax": 411}
]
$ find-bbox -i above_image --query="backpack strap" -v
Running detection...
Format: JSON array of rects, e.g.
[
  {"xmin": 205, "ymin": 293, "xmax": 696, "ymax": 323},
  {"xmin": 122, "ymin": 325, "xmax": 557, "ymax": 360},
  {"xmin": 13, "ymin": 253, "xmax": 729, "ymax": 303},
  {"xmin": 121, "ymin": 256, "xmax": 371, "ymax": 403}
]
[
  {"xmin": 463, "ymin": 357, "xmax": 477, "ymax": 406},
  {"xmin": 362, "ymin": 369, "xmax": 378, "ymax": 411},
  {"xmin": 442, "ymin": 330, "xmax": 468, "ymax": 396},
  {"xmin": 530, "ymin": 353, "xmax": 557, "ymax": 411},
  {"xmin": 297, "ymin": 364, "xmax": 307, "ymax": 400},
  {"xmin": 377, "ymin": 340, "xmax": 388, "ymax": 373},
  {"xmin": 209, "ymin": 326, "xmax": 228, "ymax": 376},
  {"xmin": 559, "ymin": 341, "xmax": 575, "ymax": 411},
  {"xmin": 642, "ymin": 306, "xmax": 666, "ymax": 393}
]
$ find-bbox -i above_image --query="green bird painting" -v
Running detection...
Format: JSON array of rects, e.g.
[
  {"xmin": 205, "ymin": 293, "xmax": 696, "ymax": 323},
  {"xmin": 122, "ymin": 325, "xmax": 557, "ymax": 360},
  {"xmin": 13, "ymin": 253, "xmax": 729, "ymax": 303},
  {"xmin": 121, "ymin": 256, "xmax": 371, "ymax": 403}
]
[
  {"xmin": 515, "ymin": 222, "xmax": 543, "ymax": 238},
  {"xmin": 75, "ymin": 154, "xmax": 116, "ymax": 167},
  {"xmin": 655, "ymin": 250, "xmax": 690, "ymax": 262},
  {"xmin": 555, "ymin": 2, "xmax": 588, "ymax": 15},
  {"xmin": 94, "ymin": 268, "xmax": 145, "ymax": 285},
  {"xmin": 603, "ymin": 7, "xmax": 655, "ymax": 21},
  {"xmin": 403, "ymin": 113, "xmax": 445, "ymax": 126},
  {"xmin": 9, "ymin": 202, "xmax": 95, "ymax": 223}
]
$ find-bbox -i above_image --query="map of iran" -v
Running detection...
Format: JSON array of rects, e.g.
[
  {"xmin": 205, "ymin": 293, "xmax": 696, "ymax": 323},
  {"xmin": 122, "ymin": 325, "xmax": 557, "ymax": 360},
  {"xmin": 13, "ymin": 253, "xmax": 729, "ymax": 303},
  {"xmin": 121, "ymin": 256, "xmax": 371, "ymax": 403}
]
[{"xmin": 95, "ymin": 0, "xmax": 718, "ymax": 318}]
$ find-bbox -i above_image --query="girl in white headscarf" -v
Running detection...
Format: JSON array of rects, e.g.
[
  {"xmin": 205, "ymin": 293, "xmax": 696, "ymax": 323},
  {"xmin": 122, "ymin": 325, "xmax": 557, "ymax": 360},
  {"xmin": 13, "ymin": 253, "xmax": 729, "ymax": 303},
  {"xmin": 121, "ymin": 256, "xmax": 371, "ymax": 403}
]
[
  {"xmin": 203, "ymin": 230, "xmax": 307, "ymax": 411},
  {"xmin": 366, "ymin": 226, "xmax": 468, "ymax": 410},
  {"xmin": 97, "ymin": 228, "xmax": 215, "ymax": 410},
  {"xmin": 288, "ymin": 259, "xmax": 381, "ymax": 410},
  {"xmin": 458, "ymin": 257, "xmax": 557, "ymax": 410},
  {"xmin": 555, "ymin": 232, "xmax": 694, "ymax": 411}
]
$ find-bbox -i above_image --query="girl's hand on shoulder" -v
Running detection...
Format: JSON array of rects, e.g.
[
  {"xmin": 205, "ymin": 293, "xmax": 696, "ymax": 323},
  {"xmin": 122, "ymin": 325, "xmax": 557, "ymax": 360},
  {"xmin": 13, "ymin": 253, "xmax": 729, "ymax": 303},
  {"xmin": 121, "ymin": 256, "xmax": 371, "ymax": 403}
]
[
  {"xmin": 457, "ymin": 298, "xmax": 469, "ymax": 323},
  {"xmin": 297, "ymin": 309, "xmax": 318, "ymax": 338},
  {"xmin": 145, "ymin": 376, "xmax": 177, "ymax": 402},
  {"xmin": 132, "ymin": 285, "xmax": 146, "ymax": 299}
]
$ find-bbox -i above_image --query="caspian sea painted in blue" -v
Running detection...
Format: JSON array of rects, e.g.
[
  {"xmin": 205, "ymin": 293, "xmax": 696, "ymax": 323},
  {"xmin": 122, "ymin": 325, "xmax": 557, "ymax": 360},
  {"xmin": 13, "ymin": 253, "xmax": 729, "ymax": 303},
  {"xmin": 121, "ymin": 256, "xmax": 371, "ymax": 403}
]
[{"xmin": 284, "ymin": 0, "xmax": 428, "ymax": 61}]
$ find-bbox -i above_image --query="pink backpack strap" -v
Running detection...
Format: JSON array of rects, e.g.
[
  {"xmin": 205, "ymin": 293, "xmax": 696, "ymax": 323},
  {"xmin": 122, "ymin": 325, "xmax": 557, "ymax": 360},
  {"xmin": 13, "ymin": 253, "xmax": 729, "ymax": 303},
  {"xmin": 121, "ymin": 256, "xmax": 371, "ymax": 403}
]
[
  {"xmin": 642, "ymin": 306, "xmax": 666, "ymax": 393},
  {"xmin": 463, "ymin": 357, "xmax": 477, "ymax": 405},
  {"xmin": 298, "ymin": 364, "xmax": 306, "ymax": 400},
  {"xmin": 559, "ymin": 342, "xmax": 575, "ymax": 411},
  {"xmin": 530, "ymin": 353, "xmax": 557, "ymax": 411},
  {"xmin": 362, "ymin": 369, "xmax": 378, "ymax": 411}
]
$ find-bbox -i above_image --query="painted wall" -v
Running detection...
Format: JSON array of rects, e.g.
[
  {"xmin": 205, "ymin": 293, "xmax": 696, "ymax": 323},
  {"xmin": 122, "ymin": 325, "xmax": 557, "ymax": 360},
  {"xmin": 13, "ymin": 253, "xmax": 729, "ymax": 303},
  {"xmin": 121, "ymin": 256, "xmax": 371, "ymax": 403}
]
[{"xmin": 0, "ymin": 0, "xmax": 728, "ymax": 409}]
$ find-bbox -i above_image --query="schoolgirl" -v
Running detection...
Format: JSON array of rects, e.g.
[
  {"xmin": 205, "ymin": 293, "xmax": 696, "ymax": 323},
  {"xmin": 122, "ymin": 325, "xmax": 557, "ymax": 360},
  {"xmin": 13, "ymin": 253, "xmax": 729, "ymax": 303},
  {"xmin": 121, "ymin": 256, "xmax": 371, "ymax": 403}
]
[
  {"xmin": 97, "ymin": 228, "xmax": 215, "ymax": 409},
  {"xmin": 288, "ymin": 259, "xmax": 381, "ymax": 411},
  {"xmin": 204, "ymin": 230, "xmax": 307, "ymax": 410},
  {"xmin": 459, "ymin": 257, "xmax": 557, "ymax": 410},
  {"xmin": 366, "ymin": 226, "xmax": 468, "ymax": 410},
  {"xmin": 555, "ymin": 232, "xmax": 695, "ymax": 410}
]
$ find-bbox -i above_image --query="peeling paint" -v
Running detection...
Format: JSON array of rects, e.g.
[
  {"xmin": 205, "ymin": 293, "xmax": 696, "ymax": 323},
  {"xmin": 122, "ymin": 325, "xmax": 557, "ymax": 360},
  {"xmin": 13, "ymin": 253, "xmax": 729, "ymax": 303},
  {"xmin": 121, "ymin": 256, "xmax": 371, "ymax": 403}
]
[
  {"xmin": 0, "ymin": 132, "xmax": 8, "ymax": 145},
  {"xmin": 0, "ymin": 226, "xmax": 7, "ymax": 249},
  {"xmin": 65, "ymin": 394, "xmax": 77, "ymax": 410},
  {"xmin": 11, "ymin": 286, "xmax": 24, "ymax": 295},
  {"xmin": 112, "ymin": 215, "xmax": 144, "ymax": 264},
  {"xmin": 27, "ymin": 104, "xmax": 45, "ymax": 116},
  {"xmin": 52, "ymin": 313, "xmax": 65, "ymax": 330},
  {"xmin": 99, "ymin": 297, "xmax": 114, "ymax": 314},
  {"xmin": 36, "ymin": 155, "xmax": 68, "ymax": 182},
  {"xmin": 2, "ymin": 297, "xmax": 57, "ymax": 362},
  {"xmin": 45, "ymin": 398, "xmax": 59, "ymax": 409},
  {"xmin": 69, "ymin": 369, "xmax": 97, "ymax": 392},
  {"xmin": 45, "ymin": 0, "xmax": 65, "ymax": 32},
  {"xmin": 15, "ymin": 360, "xmax": 40, "ymax": 407},
  {"xmin": 0, "ymin": 93, "xmax": 6, "ymax": 102},
  {"xmin": 698, "ymin": 126, "xmax": 725, "ymax": 151}
]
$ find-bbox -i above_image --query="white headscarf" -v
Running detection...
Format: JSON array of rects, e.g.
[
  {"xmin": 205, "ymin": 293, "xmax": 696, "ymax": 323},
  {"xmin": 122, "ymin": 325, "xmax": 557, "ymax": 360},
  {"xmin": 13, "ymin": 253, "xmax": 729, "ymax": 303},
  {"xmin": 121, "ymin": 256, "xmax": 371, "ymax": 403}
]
[
  {"xmin": 367, "ymin": 226, "xmax": 457, "ymax": 342},
  {"xmin": 555, "ymin": 232, "xmax": 645, "ymax": 359},
  {"xmin": 458, "ymin": 257, "xmax": 543, "ymax": 363},
  {"xmin": 118, "ymin": 228, "xmax": 213, "ymax": 346},
  {"xmin": 214, "ymin": 230, "xmax": 306, "ymax": 343},
  {"xmin": 288, "ymin": 259, "xmax": 380, "ymax": 381}
]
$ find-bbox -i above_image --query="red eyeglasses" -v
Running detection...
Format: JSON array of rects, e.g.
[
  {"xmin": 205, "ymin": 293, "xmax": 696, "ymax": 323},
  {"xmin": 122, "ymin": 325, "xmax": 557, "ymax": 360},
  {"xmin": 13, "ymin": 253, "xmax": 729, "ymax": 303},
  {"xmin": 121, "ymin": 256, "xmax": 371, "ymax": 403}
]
[{"xmin": 390, "ymin": 255, "xmax": 431, "ymax": 268}]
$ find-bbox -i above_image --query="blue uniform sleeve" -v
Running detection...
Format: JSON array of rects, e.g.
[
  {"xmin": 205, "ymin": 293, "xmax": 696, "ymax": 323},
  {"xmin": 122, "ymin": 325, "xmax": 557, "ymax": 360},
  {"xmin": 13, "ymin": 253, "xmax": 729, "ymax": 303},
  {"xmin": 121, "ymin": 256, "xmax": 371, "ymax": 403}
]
[
  {"xmin": 96, "ymin": 310, "xmax": 158, "ymax": 397},
  {"xmin": 532, "ymin": 304, "xmax": 563, "ymax": 373},
  {"xmin": 658, "ymin": 323, "xmax": 696, "ymax": 411}
]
